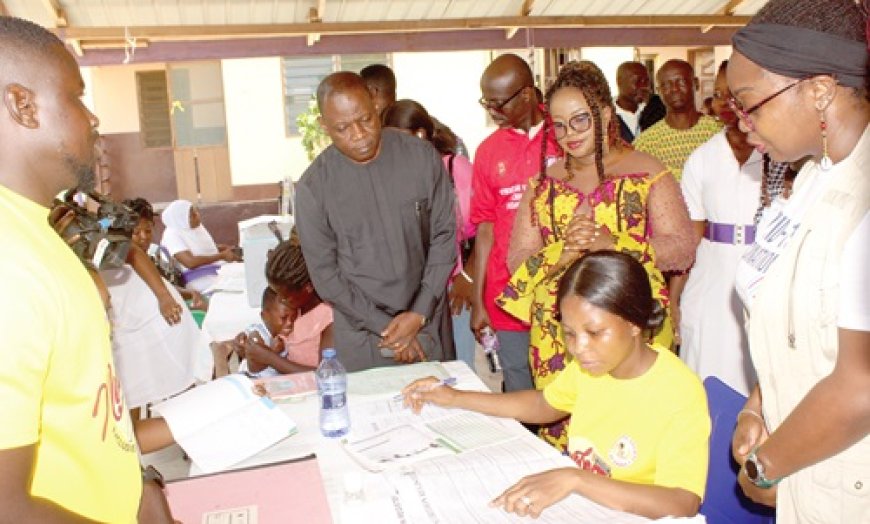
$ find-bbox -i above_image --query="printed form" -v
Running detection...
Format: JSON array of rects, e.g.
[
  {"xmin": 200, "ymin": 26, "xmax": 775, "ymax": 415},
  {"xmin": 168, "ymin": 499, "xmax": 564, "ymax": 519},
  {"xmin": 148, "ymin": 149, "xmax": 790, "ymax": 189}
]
[{"xmin": 359, "ymin": 438, "xmax": 655, "ymax": 523}]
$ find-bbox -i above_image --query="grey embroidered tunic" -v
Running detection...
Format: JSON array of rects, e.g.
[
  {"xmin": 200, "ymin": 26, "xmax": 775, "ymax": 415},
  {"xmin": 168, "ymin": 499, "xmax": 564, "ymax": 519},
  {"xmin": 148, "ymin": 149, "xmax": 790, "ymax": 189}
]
[{"xmin": 295, "ymin": 129, "xmax": 456, "ymax": 371}]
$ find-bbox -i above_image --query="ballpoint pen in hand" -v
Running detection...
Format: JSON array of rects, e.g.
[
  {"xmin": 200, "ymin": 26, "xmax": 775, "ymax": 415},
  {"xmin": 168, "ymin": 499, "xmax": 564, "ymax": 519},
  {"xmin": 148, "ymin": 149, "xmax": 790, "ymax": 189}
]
[{"xmin": 393, "ymin": 377, "xmax": 457, "ymax": 402}]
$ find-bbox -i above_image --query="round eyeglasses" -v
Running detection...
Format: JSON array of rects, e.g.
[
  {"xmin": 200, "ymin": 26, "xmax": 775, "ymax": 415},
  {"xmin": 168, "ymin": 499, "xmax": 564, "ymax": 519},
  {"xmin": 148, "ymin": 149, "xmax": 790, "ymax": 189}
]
[{"xmin": 552, "ymin": 113, "xmax": 593, "ymax": 139}]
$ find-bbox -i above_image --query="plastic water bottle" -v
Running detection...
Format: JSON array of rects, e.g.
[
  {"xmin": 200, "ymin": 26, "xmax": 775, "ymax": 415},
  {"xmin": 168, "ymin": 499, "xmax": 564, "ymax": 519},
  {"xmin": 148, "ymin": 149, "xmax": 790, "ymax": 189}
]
[
  {"xmin": 316, "ymin": 348, "xmax": 350, "ymax": 438},
  {"xmin": 480, "ymin": 326, "xmax": 502, "ymax": 373}
]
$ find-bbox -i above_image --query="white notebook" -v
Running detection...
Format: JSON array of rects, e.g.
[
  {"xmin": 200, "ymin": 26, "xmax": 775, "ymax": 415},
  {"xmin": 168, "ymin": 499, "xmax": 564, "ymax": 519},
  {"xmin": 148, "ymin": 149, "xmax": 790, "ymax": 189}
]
[{"xmin": 153, "ymin": 374, "xmax": 297, "ymax": 474}]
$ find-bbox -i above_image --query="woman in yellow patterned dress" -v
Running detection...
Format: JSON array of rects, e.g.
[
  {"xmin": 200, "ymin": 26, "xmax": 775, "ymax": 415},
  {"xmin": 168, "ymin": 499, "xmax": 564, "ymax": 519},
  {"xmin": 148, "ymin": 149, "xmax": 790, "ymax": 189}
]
[{"xmin": 498, "ymin": 61, "xmax": 697, "ymax": 450}]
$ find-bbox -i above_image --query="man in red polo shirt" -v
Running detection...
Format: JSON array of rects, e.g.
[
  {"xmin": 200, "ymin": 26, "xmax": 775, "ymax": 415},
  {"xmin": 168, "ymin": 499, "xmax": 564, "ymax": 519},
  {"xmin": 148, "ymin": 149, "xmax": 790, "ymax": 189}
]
[{"xmin": 470, "ymin": 53, "xmax": 559, "ymax": 392}]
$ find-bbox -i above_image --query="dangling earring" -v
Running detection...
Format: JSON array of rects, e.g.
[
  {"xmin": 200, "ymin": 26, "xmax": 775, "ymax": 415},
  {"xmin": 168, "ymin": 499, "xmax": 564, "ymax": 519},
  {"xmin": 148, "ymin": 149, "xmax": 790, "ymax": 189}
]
[{"xmin": 819, "ymin": 111, "xmax": 832, "ymax": 171}]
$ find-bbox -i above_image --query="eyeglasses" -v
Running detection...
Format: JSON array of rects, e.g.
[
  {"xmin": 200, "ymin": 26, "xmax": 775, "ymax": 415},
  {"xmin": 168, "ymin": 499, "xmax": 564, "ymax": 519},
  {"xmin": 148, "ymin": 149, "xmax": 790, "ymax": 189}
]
[
  {"xmin": 727, "ymin": 78, "xmax": 804, "ymax": 130},
  {"xmin": 552, "ymin": 113, "xmax": 593, "ymax": 139},
  {"xmin": 479, "ymin": 86, "xmax": 527, "ymax": 113}
]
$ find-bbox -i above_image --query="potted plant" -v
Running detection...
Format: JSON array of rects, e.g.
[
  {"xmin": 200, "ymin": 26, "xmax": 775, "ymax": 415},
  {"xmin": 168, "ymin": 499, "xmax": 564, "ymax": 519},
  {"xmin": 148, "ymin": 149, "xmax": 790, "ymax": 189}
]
[{"xmin": 296, "ymin": 99, "xmax": 331, "ymax": 162}]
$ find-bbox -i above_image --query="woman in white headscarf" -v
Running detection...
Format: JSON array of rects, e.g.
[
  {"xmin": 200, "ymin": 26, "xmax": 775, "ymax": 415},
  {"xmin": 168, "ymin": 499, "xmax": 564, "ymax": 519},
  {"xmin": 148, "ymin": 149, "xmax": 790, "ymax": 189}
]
[{"xmin": 160, "ymin": 199, "xmax": 239, "ymax": 292}]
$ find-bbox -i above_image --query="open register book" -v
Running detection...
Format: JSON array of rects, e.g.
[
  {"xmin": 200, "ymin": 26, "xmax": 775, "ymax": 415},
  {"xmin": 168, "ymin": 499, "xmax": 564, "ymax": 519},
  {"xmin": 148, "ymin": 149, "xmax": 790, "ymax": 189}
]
[{"xmin": 152, "ymin": 374, "xmax": 297, "ymax": 474}]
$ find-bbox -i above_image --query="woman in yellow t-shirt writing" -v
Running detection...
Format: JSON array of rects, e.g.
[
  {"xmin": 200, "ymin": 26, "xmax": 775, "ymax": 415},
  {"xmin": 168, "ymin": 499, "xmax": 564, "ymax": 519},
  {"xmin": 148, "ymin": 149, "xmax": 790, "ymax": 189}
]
[{"xmin": 403, "ymin": 251, "xmax": 710, "ymax": 519}]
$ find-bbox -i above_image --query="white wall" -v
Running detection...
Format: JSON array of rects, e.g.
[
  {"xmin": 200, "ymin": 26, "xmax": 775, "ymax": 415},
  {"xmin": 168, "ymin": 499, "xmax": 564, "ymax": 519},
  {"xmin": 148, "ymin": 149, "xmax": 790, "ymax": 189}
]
[
  {"xmin": 221, "ymin": 57, "xmax": 308, "ymax": 185},
  {"xmin": 637, "ymin": 46, "xmax": 689, "ymax": 77},
  {"xmin": 88, "ymin": 63, "xmax": 166, "ymax": 134},
  {"xmin": 80, "ymin": 67, "xmax": 95, "ymax": 114},
  {"xmin": 714, "ymin": 45, "xmax": 733, "ymax": 70},
  {"xmin": 87, "ymin": 46, "xmax": 732, "ymax": 189},
  {"xmin": 392, "ymin": 50, "xmax": 495, "ymax": 160},
  {"xmin": 580, "ymin": 47, "xmax": 636, "ymax": 97}
]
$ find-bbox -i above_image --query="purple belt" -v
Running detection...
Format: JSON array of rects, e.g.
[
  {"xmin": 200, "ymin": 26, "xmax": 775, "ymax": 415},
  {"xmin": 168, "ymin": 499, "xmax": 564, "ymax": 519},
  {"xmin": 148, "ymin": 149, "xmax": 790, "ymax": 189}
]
[
  {"xmin": 182, "ymin": 263, "xmax": 221, "ymax": 285},
  {"xmin": 704, "ymin": 222, "xmax": 756, "ymax": 245}
]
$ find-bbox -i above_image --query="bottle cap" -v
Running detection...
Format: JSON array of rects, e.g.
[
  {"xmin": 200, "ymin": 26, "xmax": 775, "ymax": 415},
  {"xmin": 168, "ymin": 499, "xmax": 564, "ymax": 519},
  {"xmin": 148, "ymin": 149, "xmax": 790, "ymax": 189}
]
[{"xmin": 322, "ymin": 348, "xmax": 336, "ymax": 359}]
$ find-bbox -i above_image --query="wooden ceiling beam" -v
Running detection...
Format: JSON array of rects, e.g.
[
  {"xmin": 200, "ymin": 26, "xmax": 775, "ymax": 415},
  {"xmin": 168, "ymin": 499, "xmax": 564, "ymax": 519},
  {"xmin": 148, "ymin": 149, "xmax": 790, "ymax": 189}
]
[
  {"xmin": 720, "ymin": 0, "xmax": 746, "ymax": 16},
  {"xmin": 71, "ymin": 26, "xmax": 742, "ymax": 67},
  {"xmin": 521, "ymin": 0, "xmax": 536, "ymax": 17},
  {"xmin": 40, "ymin": 0, "xmax": 68, "ymax": 27},
  {"xmin": 58, "ymin": 15, "xmax": 751, "ymax": 41}
]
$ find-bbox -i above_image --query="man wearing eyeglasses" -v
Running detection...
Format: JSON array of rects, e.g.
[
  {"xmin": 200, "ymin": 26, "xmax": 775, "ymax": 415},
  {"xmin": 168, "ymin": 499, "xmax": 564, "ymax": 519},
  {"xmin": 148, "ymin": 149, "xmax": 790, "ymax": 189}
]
[
  {"xmin": 469, "ymin": 53, "xmax": 560, "ymax": 393},
  {"xmin": 633, "ymin": 59, "xmax": 722, "ymax": 181}
]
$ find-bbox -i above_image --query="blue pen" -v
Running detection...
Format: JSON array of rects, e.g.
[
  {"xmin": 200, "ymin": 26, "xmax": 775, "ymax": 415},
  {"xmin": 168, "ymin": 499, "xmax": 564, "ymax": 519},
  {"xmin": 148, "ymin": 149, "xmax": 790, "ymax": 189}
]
[{"xmin": 393, "ymin": 376, "xmax": 457, "ymax": 402}]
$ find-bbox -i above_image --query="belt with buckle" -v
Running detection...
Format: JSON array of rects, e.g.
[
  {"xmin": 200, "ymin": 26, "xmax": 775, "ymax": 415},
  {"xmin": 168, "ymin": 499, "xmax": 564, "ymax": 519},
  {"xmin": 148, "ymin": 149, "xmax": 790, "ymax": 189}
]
[{"xmin": 704, "ymin": 222, "xmax": 756, "ymax": 245}]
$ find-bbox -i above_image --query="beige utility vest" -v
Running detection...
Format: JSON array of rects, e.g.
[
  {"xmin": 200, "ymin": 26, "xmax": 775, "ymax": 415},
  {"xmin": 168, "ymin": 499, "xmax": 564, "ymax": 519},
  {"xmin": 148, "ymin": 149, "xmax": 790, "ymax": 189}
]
[{"xmin": 749, "ymin": 127, "xmax": 869, "ymax": 523}]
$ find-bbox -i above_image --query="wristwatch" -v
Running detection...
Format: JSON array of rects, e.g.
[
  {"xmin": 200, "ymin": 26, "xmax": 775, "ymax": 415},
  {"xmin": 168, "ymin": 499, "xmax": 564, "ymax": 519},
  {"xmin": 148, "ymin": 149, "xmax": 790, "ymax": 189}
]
[{"xmin": 744, "ymin": 447, "xmax": 781, "ymax": 489}]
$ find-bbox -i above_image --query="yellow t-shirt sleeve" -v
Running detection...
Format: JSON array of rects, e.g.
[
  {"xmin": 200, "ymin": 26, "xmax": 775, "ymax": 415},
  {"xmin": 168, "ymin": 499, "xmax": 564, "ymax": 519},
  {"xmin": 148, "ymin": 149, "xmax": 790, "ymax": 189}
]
[
  {"xmin": 654, "ymin": 383, "xmax": 711, "ymax": 499},
  {"xmin": 543, "ymin": 359, "xmax": 581, "ymax": 413},
  {"xmin": 0, "ymin": 264, "xmax": 51, "ymax": 448}
]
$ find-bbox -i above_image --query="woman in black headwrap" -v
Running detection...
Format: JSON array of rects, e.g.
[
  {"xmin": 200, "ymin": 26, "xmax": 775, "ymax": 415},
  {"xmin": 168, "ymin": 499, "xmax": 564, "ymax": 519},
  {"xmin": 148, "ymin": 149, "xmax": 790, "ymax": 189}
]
[{"xmin": 726, "ymin": 0, "xmax": 869, "ymax": 521}]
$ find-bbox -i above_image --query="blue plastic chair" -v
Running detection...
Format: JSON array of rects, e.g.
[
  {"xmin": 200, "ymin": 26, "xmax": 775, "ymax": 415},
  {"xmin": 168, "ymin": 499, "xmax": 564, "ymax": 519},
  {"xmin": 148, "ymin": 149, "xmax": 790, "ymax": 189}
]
[{"xmin": 700, "ymin": 377, "xmax": 776, "ymax": 524}]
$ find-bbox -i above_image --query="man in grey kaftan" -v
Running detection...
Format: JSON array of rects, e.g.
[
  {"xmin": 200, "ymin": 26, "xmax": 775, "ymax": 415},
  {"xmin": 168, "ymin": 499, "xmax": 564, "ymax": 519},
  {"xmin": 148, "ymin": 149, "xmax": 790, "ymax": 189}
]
[{"xmin": 295, "ymin": 73, "xmax": 456, "ymax": 371}]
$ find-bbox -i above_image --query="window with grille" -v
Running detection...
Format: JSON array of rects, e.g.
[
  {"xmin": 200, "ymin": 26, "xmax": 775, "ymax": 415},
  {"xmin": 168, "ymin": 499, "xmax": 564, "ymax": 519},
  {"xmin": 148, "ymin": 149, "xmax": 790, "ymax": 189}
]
[
  {"xmin": 281, "ymin": 53, "xmax": 388, "ymax": 135},
  {"xmin": 136, "ymin": 70, "xmax": 172, "ymax": 148}
]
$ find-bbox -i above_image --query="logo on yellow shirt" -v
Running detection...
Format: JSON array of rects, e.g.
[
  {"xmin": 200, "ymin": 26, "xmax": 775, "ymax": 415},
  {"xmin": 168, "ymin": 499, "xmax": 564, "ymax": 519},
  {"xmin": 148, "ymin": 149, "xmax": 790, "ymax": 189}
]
[
  {"xmin": 92, "ymin": 363, "xmax": 134, "ymax": 451},
  {"xmin": 608, "ymin": 435, "xmax": 638, "ymax": 468},
  {"xmin": 568, "ymin": 437, "xmax": 611, "ymax": 477}
]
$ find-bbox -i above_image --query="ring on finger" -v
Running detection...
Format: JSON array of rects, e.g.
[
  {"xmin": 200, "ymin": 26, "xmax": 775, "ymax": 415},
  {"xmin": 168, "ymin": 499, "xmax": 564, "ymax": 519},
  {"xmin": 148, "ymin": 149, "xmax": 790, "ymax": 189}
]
[{"xmin": 520, "ymin": 495, "xmax": 533, "ymax": 507}]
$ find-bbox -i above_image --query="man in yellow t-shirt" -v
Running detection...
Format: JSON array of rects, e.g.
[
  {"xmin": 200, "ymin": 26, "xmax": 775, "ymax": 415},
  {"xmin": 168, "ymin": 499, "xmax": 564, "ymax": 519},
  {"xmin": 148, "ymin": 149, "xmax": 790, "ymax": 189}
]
[
  {"xmin": 0, "ymin": 16, "xmax": 142, "ymax": 521},
  {"xmin": 543, "ymin": 345, "xmax": 710, "ymax": 499}
]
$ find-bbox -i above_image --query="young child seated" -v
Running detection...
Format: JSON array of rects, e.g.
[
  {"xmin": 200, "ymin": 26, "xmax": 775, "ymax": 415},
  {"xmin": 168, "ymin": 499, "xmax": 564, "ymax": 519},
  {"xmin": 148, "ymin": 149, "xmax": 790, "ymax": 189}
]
[
  {"xmin": 236, "ymin": 232, "xmax": 334, "ymax": 375},
  {"xmin": 237, "ymin": 287, "xmax": 294, "ymax": 378}
]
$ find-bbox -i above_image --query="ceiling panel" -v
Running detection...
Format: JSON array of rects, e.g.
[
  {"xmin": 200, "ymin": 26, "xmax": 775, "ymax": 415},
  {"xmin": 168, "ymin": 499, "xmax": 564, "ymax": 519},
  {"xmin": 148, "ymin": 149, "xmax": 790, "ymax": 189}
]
[{"xmin": 4, "ymin": 0, "xmax": 770, "ymax": 28}]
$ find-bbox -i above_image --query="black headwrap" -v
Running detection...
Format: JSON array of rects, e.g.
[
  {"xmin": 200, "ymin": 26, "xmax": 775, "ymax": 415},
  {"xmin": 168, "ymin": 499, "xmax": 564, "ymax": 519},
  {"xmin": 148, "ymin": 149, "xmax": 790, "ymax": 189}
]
[{"xmin": 733, "ymin": 23, "xmax": 868, "ymax": 88}]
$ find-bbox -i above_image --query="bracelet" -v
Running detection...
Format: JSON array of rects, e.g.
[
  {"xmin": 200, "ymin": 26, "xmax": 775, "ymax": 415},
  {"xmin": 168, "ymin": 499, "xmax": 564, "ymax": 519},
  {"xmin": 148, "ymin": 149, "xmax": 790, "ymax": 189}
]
[
  {"xmin": 459, "ymin": 269, "xmax": 473, "ymax": 284},
  {"xmin": 142, "ymin": 464, "xmax": 165, "ymax": 488},
  {"xmin": 737, "ymin": 408, "xmax": 764, "ymax": 423}
]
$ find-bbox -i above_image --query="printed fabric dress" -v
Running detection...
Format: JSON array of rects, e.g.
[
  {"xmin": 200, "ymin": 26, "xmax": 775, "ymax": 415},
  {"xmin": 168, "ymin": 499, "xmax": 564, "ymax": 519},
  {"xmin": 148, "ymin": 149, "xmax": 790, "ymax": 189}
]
[{"xmin": 498, "ymin": 172, "xmax": 672, "ymax": 450}]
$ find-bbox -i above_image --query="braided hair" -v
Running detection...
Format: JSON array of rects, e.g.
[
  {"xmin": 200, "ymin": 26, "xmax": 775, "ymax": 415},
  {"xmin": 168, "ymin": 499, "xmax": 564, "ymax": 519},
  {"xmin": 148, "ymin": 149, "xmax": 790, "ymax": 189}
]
[
  {"xmin": 750, "ymin": 0, "xmax": 866, "ymax": 43},
  {"xmin": 123, "ymin": 197, "xmax": 154, "ymax": 222},
  {"xmin": 748, "ymin": 0, "xmax": 868, "ymax": 98},
  {"xmin": 264, "ymin": 228, "xmax": 310, "ymax": 291},
  {"xmin": 546, "ymin": 60, "xmax": 618, "ymax": 185},
  {"xmin": 535, "ymin": 60, "xmax": 619, "ymax": 238}
]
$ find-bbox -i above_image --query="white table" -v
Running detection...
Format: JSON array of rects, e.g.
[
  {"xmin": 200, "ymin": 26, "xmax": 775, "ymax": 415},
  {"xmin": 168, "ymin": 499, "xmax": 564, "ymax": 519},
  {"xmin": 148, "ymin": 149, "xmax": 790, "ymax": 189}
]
[
  {"xmin": 158, "ymin": 361, "xmax": 702, "ymax": 524},
  {"xmin": 200, "ymin": 262, "xmax": 261, "ymax": 342},
  {"xmin": 201, "ymin": 289, "xmax": 261, "ymax": 342}
]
